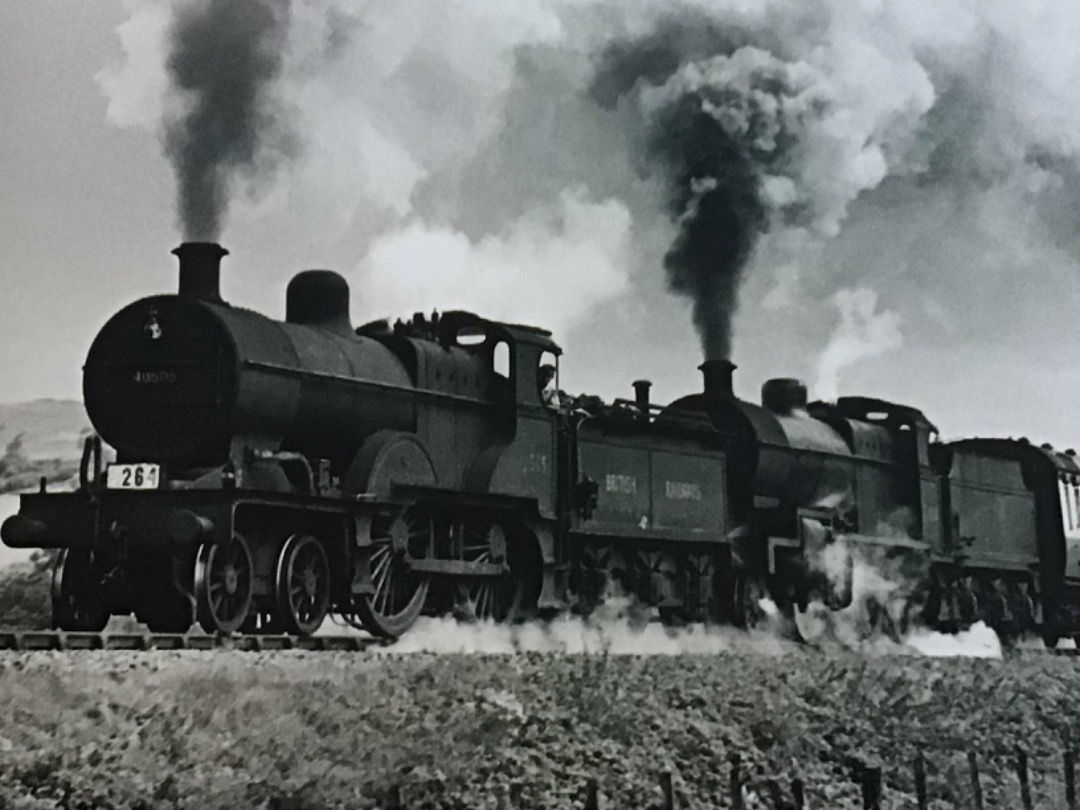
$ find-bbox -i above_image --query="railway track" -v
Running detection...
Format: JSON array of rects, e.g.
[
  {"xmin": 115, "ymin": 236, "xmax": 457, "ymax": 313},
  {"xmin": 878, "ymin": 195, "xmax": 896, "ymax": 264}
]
[
  {"xmin": 2, "ymin": 625, "xmax": 1077, "ymax": 655},
  {"xmin": 0, "ymin": 629, "xmax": 387, "ymax": 652}
]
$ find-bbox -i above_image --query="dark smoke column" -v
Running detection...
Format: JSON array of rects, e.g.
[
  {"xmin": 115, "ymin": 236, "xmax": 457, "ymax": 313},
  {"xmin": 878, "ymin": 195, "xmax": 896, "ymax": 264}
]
[
  {"xmin": 591, "ymin": 27, "xmax": 817, "ymax": 361},
  {"xmin": 164, "ymin": 0, "xmax": 293, "ymax": 241},
  {"xmin": 649, "ymin": 93, "xmax": 766, "ymax": 360}
]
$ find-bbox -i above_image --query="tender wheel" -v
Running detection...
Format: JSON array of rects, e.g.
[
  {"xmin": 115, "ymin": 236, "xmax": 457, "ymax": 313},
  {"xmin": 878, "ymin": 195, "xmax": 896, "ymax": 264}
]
[
  {"xmin": 732, "ymin": 571, "xmax": 767, "ymax": 631},
  {"xmin": 275, "ymin": 534, "xmax": 331, "ymax": 636},
  {"xmin": 455, "ymin": 520, "xmax": 530, "ymax": 623},
  {"xmin": 860, "ymin": 595, "xmax": 901, "ymax": 643},
  {"xmin": 194, "ymin": 534, "xmax": 254, "ymax": 634},
  {"xmin": 792, "ymin": 587, "xmax": 840, "ymax": 645},
  {"xmin": 51, "ymin": 548, "xmax": 109, "ymax": 632},
  {"xmin": 898, "ymin": 587, "xmax": 929, "ymax": 636},
  {"xmin": 353, "ymin": 507, "xmax": 432, "ymax": 638}
]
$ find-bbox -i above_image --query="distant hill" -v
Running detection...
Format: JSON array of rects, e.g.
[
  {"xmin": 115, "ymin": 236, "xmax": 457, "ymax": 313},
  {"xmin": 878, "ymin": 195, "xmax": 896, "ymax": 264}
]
[
  {"xmin": 0, "ymin": 400, "xmax": 90, "ymax": 568},
  {"xmin": 0, "ymin": 399, "xmax": 90, "ymax": 463},
  {"xmin": 0, "ymin": 400, "xmax": 90, "ymax": 497}
]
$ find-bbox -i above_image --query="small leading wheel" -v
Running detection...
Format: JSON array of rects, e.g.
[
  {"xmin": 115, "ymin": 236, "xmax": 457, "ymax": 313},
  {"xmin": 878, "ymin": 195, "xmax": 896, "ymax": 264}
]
[
  {"xmin": 51, "ymin": 548, "xmax": 110, "ymax": 631},
  {"xmin": 194, "ymin": 534, "xmax": 254, "ymax": 634},
  {"xmin": 353, "ymin": 507, "xmax": 432, "ymax": 638},
  {"xmin": 275, "ymin": 534, "xmax": 331, "ymax": 636}
]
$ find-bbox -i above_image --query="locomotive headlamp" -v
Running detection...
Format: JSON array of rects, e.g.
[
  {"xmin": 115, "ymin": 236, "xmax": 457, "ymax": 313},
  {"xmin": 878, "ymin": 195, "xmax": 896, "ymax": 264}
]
[{"xmin": 142, "ymin": 308, "xmax": 162, "ymax": 340}]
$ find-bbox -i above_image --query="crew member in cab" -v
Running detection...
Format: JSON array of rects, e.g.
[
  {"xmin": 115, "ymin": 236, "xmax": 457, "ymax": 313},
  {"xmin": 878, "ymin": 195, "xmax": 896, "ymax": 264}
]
[{"xmin": 539, "ymin": 363, "xmax": 561, "ymax": 409}]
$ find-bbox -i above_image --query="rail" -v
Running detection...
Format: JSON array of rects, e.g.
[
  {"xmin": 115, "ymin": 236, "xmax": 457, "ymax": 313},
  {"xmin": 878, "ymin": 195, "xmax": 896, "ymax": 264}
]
[{"xmin": 0, "ymin": 630, "xmax": 386, "ymax": 652}]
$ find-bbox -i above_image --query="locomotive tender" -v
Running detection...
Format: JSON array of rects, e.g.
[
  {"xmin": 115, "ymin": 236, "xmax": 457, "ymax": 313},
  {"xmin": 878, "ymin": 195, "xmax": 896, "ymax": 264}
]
[{"xmin": 3, "ymin": 243, "xmax": 1079, "ymax": 643}]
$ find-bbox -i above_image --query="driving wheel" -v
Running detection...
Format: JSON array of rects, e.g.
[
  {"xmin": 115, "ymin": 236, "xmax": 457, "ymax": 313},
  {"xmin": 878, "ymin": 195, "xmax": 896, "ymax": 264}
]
[
  {"xmin": 194, "ymin": 534, "xmax": 254, "ymax": 634},
  {"xmin": 456, "ymin": 520, "xmax": 526, "ymax": 623},
  {"xmin": 353, "ymin": 506, "xmax": 432, "ymax": 638},
  {"xmin": 275, "ymin": 534, "xmax": 331, "ymax": 636}
]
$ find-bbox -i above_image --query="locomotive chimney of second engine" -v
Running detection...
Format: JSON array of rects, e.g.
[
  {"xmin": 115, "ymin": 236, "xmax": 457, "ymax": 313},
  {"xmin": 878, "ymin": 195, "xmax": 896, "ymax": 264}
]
[
  {"xmin": 699, "ymin": 359, "xmax": 736, "ymax": 400},
  {"xmin": 173, "ymin": 242, "xmax": 227, "ymax": 303},
  {"xmin": 632, "ymin": 379, "xmax": 652, "ymax": 411}
]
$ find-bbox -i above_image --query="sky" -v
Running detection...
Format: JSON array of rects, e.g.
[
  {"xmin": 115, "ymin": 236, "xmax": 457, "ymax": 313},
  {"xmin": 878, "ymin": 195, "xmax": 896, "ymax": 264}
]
[{"xmin": 1, "ymin": 0, "xmax": 1078, "ymax": 449}]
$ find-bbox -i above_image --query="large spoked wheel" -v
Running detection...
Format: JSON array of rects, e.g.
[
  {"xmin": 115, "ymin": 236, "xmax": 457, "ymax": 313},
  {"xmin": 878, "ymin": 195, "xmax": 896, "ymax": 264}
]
[
  {"xmin": 51, "ymin": 548, "xmax": 110, "ymax": 631},
  {"xmin": 456, "ymin": 520, "xmax": 527, "ymax": 623},
  {"xmin": 353, "ymin": 507, "xmax": 432, "ymax": 638},
  {"xmin": 194, "ymin": 534, "xmax": 254, "ymax": 634},
  {"xmin": 275, "ymin": 534, "xmax": 331, "ymax": 636}
]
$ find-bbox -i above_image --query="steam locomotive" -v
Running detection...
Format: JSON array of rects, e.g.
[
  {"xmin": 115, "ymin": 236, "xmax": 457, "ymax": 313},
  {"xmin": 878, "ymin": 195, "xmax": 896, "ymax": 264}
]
[{"xmin": 3, "ymin": 243, "xmax": 1079, "ymax": 643}]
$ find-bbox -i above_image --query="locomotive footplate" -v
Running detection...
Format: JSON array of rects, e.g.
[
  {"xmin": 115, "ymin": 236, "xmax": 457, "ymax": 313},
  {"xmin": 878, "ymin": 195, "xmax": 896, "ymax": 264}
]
[{"xmin": 2, "ymin": 489, "xmax": 351, "ymax": 552}]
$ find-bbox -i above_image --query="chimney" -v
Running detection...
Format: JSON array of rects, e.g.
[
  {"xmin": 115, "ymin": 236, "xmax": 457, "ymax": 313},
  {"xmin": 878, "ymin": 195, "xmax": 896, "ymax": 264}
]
[
  {"xmin": 699, "ymin": 359, "xmax": 736, "ymax": 400},
  {"xmin": 632, "ymin": 379, "xmax": 652, "ymax": 411},
  {"xmin": 173, "ymin": 242, "xmax": 227, "ymax": 303}
]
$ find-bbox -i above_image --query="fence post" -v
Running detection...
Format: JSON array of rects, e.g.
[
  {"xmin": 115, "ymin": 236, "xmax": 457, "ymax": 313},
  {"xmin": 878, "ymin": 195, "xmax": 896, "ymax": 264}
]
[
  {"xmin": 914, "ymin": 751, "xmax": 928, "ymax": 810},
  {"xmin": 791, "ymin": 777, "xmax": 805, "ymax": 810},
  {"xmin": 730, "ymin": 754, "xmax": 744, "ymax": 810},
  {"xmin": 584, "ymin": 777, "xmax": 600, "ymax": 810},
  {"xmin": 968, "ymin": 752, "xmax": 984, "ymax": 810},
  {"xmin": 1016, "ymin": 747, "xmax": 1033, "ymax": 810},
  {"xmin": 860, "ymin": 763, "xmax": 882, "ymax": 810},
  {"xmin": 1067, "ymin": 747, "xmax": 1075, "ymax": 807},
  {"xmin": 1067, "ymin": 739, "xmax": 1077, "ymax": 810},
  {"xmin": 660, "ymin": 770, "xmax": 675, "ymax": 810}
]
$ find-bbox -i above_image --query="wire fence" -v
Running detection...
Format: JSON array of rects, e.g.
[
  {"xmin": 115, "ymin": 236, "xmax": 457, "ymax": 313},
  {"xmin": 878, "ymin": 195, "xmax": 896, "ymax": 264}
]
[{"xmin": 377, "ymin": 746, "xmax": 1079, "ymax": 810}]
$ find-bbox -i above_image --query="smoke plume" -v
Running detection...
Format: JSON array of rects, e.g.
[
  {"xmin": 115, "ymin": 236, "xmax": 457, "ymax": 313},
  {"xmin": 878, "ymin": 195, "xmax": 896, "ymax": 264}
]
[
  {"xmin": 164, "ymin": 0, "xmax": 294, "ymax": 241},
  {"xmin": 99, "ymin": 1, "xmax": 1080, "ymax": 443},
  {"xmin": 592, "ymin": 26, "xmax": 830, "ymax": 359}
]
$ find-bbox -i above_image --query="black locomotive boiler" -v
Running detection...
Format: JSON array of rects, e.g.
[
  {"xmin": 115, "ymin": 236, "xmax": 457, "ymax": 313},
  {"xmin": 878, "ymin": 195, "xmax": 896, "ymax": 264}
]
[
  {"xmin": 0, "ymin": 244, "xmax": 730, "ymax": 637},
  {"xmin": 3, "ymin": 244, "xmax": 1079, "ymax": 644}
]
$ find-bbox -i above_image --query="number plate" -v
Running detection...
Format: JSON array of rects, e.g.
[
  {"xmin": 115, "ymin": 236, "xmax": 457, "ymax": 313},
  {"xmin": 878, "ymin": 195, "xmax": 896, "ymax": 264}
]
[{"xmin": 106, "ymin": 463, "xmax": 161, "ymax": 490}]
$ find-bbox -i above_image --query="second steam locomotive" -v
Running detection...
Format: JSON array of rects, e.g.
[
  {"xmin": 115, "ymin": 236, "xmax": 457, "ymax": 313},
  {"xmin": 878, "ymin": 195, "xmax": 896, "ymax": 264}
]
[{"xmin": 4, "ymin": 244, "xmax": 1079, "ymax": 643}]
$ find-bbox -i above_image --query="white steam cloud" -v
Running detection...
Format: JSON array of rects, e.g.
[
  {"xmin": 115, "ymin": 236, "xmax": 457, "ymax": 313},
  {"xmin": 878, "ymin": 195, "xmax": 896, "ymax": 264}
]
[
  {"xmin": 385, "ymin": 601, "xmax": 1002, "ymax": 658},
  {"xmin": 390, "ymin": 614, "xmax": 791, "ymax": 657},
  {"xmin": 813, "ymin": 288, "xmax": 902, "ymax": 401},
  {"xmin": 362, "ymin": 190, "xmax": 632, "ymax": 336}
]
